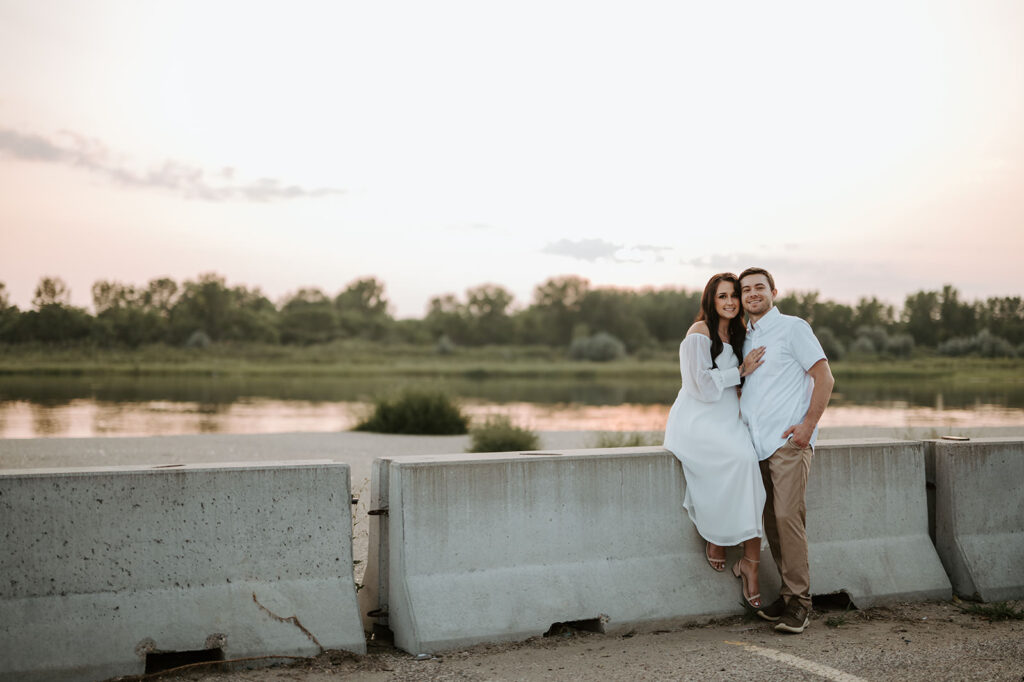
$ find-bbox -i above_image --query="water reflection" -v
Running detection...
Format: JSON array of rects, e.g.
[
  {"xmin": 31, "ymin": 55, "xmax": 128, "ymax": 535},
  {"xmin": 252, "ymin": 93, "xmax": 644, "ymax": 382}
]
[
  {"xmin": 30, "ymin": 401, "xmax": 69, "ymax": 436},
  {"xmin": 0, "ymin": 373, "xmax": 1022, "ymax": 439}
]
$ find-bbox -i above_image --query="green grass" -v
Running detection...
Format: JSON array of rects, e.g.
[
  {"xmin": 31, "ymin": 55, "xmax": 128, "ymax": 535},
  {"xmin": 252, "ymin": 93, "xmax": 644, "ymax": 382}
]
[
  {"xmin": 0, "ymin": 340, "xmax": 678, "ymax": 379},
  {"xmin": 586, "ymin": 431, "xmax": 664, "ymax": 448},
  {"xmin": 352, "ymin": 390, "xmax": 469, "ymax": 435},
  {"xmin": 467, "ymin": 415, "xmax": 540, "ymax": 453},
  {"xmin": 0, "ymin": 341, "xmax": 1020, "ymax": 387},
  {"xmin": 959, "ymin": 601, "xmax": 1024, "ymax": 621}
]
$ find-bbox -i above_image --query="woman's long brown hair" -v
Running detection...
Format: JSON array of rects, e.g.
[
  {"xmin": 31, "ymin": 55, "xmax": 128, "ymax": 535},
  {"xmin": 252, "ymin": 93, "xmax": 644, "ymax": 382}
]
[{"xmin": 695, "ymin": 272, "xmax": 746, "ymax": 368}]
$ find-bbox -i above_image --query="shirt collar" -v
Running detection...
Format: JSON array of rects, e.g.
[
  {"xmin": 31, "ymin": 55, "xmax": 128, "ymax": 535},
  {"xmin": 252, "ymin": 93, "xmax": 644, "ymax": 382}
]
[{"xmin": 748, "ymin": 305, "xmax": 781, "ymax": 334}]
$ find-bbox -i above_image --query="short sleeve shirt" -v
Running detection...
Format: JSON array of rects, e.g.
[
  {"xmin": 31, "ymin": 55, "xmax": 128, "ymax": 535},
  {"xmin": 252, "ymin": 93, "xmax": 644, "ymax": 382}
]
[{"xmin": 739, "ymin": 306, "xmax": 827, "ymax": 460}]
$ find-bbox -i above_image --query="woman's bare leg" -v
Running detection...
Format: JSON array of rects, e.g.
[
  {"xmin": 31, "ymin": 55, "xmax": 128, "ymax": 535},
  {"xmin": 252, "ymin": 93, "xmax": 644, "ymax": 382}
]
[
  {"xmin": 706, "ymin": 541, "xmax": 726, "ymax": 571},
  {"xmin": 740, "ymin": 537, "xmax": 761, "ymax": 605}
]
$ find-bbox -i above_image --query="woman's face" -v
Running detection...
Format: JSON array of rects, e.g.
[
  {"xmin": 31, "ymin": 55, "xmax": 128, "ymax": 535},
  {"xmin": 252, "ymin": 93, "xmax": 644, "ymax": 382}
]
[{"xmin": 714, "ymin": 280, "xmax": 740, "ymax": 320}]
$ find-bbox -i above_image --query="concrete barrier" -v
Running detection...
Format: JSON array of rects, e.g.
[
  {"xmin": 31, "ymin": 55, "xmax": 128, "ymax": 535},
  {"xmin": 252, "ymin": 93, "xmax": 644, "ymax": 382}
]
[
  {"xmin": 805, "ymin": 439, "xmax": 950, "ymax": 607},
  {"xmin": 368, "ymin": 448, "xmax": 778, "ymax": 654},
  {"xmin": 363, "ymin": 440, "xmax": 949, "ymax": 654},
  {"xmin": 926, "ymin": 438, "xmax": 1024, "ymax": 601},
  {"xmin": 357, "ymin": 455, "xmax": 395, "ymax": 637},
  {"xmin": 0, "ymin": 461, "xmax": 365, "ymax": 682}
]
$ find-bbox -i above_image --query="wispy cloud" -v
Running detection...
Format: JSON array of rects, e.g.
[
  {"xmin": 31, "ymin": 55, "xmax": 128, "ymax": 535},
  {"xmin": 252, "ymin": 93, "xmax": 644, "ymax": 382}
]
[
  {"xmin": 0, "ymin": 127, "xmax": 344, "ymax": 202},
  {"xmin": 543, "ymin": 238, "xmax": 620, "ymax": 262},
  {"xmin": 542, "ymin": 238, "xmax": 672, "ymax": 264}
]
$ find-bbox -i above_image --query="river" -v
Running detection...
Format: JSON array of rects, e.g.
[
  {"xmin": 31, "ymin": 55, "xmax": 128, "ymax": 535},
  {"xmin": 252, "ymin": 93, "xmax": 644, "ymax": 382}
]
[{"xmin": 1, "ymin": 373, "xmax": 1022, "ymax": 438}]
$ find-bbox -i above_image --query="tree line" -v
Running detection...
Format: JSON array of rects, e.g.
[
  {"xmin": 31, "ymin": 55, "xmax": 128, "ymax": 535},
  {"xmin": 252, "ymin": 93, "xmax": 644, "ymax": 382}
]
[{"xmin": 0, "ymin": 274, "xmax": 1022, "ymax": 359}]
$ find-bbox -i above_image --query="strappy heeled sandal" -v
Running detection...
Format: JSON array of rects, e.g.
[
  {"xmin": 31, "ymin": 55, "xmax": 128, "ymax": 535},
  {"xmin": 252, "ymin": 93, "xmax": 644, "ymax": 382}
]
[
  {"xmin": 732, "ymin": 556, "xmax": 761, "ymax": 608},
  {"xmin": 705, "ymin": 541, "xmax": 726, "ymax": 572}
]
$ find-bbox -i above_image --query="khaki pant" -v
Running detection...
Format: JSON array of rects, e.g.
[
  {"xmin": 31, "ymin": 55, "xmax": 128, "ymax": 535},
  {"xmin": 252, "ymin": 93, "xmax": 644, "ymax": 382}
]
[{"xmin": 759, "ymin": 438, "xmax": 813, "ymax": 610}]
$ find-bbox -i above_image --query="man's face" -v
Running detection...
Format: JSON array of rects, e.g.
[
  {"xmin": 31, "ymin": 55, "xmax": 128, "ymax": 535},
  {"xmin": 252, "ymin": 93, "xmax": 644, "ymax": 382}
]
[{"xmin": 740, "ymin": 274, "xmax": 776, "ymax": 316}]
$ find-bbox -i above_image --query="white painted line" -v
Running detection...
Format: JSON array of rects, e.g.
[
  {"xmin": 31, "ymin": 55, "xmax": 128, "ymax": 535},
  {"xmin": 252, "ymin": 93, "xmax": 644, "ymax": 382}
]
[{"xmin": 724, "ymin": 641, "xmax": 866, "ymax": 682}]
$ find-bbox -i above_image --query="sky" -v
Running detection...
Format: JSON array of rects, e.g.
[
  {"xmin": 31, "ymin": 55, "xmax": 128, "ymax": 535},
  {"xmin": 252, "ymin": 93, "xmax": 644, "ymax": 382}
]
[{"xmin": 1, "ymin": 0, "xmax": 1022, "ymax": 318}]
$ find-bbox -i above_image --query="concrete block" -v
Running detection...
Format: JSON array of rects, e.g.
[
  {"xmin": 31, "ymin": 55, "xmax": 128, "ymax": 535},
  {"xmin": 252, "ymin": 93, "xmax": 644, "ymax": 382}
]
[
  {"xmin": 368, "ymin": 441, "xmax": 950, "ymax": 653},
  {"xmin": 928, "ymin": 438, "xmax": 1024, "ymax": 601},
  {"xmin": 371, "ymin": 448, "xmax": 780, "ymax": 654},
  {"xmin": 807, "ymin": 440, "xmax": 951, "ymax": 607},
  {"xmin": 0, "ymin": 461, "xmax": 365, "ymax": 682},
  {"xmin": 357, "ymin": 455, "xmax": 394, "ymax": 635}
]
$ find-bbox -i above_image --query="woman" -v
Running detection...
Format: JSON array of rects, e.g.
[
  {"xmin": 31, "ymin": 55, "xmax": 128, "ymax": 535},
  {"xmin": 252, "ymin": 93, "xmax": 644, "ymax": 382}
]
[{"xmin": 663, "ymin": 272, "xmax": 767, "ymax": 608}]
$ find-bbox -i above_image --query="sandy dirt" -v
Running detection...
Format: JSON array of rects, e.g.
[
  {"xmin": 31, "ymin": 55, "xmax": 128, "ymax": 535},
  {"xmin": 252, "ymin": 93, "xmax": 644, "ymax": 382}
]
[{"xmin": 112, "ymin": 599, "xmax": 1023, "ymax": 682}]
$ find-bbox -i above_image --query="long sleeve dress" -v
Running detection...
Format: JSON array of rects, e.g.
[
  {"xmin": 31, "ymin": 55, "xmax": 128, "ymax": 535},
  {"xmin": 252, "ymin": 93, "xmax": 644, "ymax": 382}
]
[{"xmin": 663, "ymin": 334, "xmax": 765, "ymax": 546}]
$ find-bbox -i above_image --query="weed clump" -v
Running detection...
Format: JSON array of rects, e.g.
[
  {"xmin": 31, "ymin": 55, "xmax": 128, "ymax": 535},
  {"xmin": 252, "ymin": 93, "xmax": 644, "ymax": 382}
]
[
  {"xmin": 587, "ymin": 431, "xmax": 664, "ymax": 448},
  {"xmin": 353, "ymin": 390, "xmax": 468, "ymax": 435},
  {"xmin": 960, "ymin": 601, "xmax": 1024, "ymax": 621},
  {"xmin": 568, "ymin": 332, "xmax": 626, "ymax": 362},
  {"xmin": 468, "ymin": 415, "xmax": 539, "ymax": 453}
]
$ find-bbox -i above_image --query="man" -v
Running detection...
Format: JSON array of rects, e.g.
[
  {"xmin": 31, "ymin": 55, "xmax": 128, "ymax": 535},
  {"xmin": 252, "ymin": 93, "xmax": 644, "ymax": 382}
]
[{"xmin": 738, "ymin": 267, "xmax": 835, "ymax": 634}]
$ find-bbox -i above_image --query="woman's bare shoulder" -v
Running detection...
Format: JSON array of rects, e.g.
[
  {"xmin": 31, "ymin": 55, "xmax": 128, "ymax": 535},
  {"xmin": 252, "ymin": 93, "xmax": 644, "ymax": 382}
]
[{"xmin": 685, "ymin": 321, "xmax": 711, "ymax": 338}]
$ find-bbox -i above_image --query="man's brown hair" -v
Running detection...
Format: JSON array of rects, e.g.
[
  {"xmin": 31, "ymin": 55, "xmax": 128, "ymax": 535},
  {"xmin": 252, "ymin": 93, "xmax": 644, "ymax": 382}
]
[{"xmin": 739, "ymin": 267, "xmax": 775, "ymax": 291}]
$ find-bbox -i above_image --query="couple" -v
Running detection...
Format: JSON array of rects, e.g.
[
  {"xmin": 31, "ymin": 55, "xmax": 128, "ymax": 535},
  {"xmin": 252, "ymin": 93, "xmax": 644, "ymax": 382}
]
[{"xmin": 663, "ymin": 267, "xmax": 834, "ymax": 634}]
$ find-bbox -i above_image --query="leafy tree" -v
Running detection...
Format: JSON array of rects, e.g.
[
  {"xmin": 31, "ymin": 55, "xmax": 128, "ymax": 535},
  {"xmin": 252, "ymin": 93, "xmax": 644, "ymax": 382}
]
[
  {"xmin": 227, "ymin": 284, "xmax": 279, "ymax": 342},
  {"xmin": 13, "ymin": 305, "xmax": 93, "ymax": 343},
  {"xmin": 93, "ymin": 306, "xmax": 167, "ymax": 347},
  {"xmin": 387, "ymin": 317, "xmax": 433, "ymax": 344},
  {"xmin": 902, "ymin": 290, "xmax": 941, "ymax": 346},
  {"xmin": 853, "ymin": 296, "xmax": 896, "ymax": 330},
  {"xmin": 9, "ymin": 277, "xmax": 93, "ymax": 343},
  {"xmin": 425, "ymin": 293, "xmax": 471, "ymax": 343},
  {"xmin": 777, "ymin": 291, "xmax": 855, "ymax": 342},
  {"xmin": 170, "ymin": 273, "xmax": 233, "ymax": 341},
  {"xmin": 578, "ymin": 288, "xmax": 651, "ymax": 351},
  {"xmin": 92, "ymin": 280, "xmax": 143, "ymax": 313},
  {"xmin": 170, "ymin": 273, "xmax": 278, "ymax": 343},
  {"xmin": 527, "ymin": 275, "xmax": 590, "ymax": 345},
  {"xmin": 32, "ymin": 276, "xmax": 71, "ymax": 308},
  {"xmin": 279, "ymin": 287, "xmax": 338, "ymax": 344},
  {"xmin": 335, "ymin": 276, "xmax": 388, "ymax": 316},
  {"xmin": 0, "ymin": 282, "xmax": 19, "ymax": 341},
  {"xmin": 89, "ymin": 278, "xmax": 176, "ymax": 347},
  {"xmin": 777, "ymin": 291, "xmax": 819, "ymax": 323},
  {"xmin": 143, "ymin": 277, "xmax": 179, "ymax": 314},
  {"xmin": 463, "ymin": 284, "xmax": 515, "ymax": 344},
  {"xmin": 335, "ymin": 276, "xmax": 391, "ymax": 338},
  {"xmin": 977, "ymin": 296, "xmax": 1024, "ymax": 345},
  {"xmin": 937, "ymin": 284, "xmax": 976, "ymax": 342},
  {"xmin": 634, "ymin": 288, "xmax": 700, "ymax": 344}
]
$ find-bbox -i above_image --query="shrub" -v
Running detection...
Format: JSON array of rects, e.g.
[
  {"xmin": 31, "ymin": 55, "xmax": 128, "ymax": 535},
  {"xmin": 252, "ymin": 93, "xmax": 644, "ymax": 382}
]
[
  {"xmin": 849, "ymin": 336, "xmax": 877, "ymax": 355},
  {"xmin": 884, "ymin": 333, "xmax": 915, "ymax": 357},
  {"xmin": 856, "ymin": 325, "xmax": 889, "ymax": 351},
  {"xmin": 467, "ymin": 415, "xmax": 539, "ymax": 453},
  {"xmin": 975, "ymin": 329, "xmax": 1017, "ymax": 358},
  {"xmin": 353, "ymin": 390, "xmax": 469, "ymax": 434},
  {"xmin": 185, "ymin": 329, "xmax": 212, "ymax": 348},
  {"xmin": 436, "ymin": 334, "xmax": 456, "ymax": 355},
  {"xmin": 938, "ymin": 329, "xmax": 1016, "ymax": 358},
  {"xmin": 815, "ymin": 327, "xmax": 845, "ymax": 361},
  {"xmin": 587, "ymin": 431, "xmax": 664, "ymax": 448},
  {"xmin": 568, "ymin": 332, "xmax": 626, "ymax": 362}
]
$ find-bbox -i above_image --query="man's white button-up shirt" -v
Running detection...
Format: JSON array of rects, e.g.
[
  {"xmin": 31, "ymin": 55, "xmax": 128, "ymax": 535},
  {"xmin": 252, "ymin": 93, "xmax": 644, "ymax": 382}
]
[{"xmin": 740, "ymin": 306, "xmax": 827, "ymax": 461}]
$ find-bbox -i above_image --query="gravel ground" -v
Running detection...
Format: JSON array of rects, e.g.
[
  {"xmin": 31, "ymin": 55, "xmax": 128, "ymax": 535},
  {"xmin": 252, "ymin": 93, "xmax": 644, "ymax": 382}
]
[{"xmin": 112, "ymin": 599, "xmax": 1024, "ymax": 682}]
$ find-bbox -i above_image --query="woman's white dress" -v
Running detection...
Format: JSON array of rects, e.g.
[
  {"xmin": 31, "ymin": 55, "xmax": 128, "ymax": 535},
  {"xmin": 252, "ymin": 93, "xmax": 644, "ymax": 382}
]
[{"xmin": 663, "ymin": 334, "xmax": 765, "ymax": 546}]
